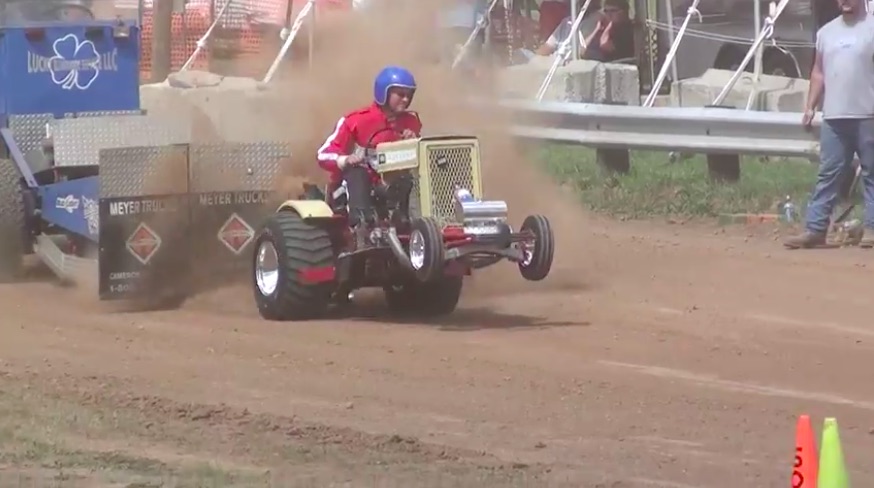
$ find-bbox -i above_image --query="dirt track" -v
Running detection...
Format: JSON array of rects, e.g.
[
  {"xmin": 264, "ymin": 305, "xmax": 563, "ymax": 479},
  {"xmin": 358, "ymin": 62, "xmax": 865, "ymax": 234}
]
[
  {"xmin": 7, "ymin": 2, "xmax": 872, "ymax": 485},
  {"xmin": 2, "ymin": 213, "xmax": 874, "ymax": 487}
]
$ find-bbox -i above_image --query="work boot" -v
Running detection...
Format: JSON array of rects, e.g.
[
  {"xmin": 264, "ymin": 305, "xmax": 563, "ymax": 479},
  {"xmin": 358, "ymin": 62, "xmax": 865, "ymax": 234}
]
[
  {"xmin": 783, "ymin": 230, "xmax": 826, "ymax": 249},
  {"xmin": 860, "ymin": 229, "xmax": 874, "ymax": 249}
]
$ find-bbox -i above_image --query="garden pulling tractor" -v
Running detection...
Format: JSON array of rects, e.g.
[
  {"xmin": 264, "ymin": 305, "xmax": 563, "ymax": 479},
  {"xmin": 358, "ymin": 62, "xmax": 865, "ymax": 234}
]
[{"xmin": 252, "ymin": 133, "xmax": 556, "ymax": 320}]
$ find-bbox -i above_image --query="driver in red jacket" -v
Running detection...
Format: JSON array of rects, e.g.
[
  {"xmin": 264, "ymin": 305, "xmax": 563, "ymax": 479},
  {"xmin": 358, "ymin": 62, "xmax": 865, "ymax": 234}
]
[{"xmin": 317, "ymin": 65, "xmax": 422, "ymax": 231}]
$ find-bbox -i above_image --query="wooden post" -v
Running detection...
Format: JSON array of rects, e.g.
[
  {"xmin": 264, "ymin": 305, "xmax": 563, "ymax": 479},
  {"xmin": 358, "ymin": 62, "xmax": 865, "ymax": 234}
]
[
  {"xmin": 151, "ymin": 0, "xmax": 174, "ymax": 82},
  {"xmin": 596, "ymin": 101, "xmax": 632, "ymax": 174},
  {"xmin": 704, "ymin": 104, "xmax": 741, "ymax": 183}
]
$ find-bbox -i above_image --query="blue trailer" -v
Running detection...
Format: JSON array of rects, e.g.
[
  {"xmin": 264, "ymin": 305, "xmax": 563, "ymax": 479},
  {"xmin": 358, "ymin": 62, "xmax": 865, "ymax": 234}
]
[{"xmin": 0, "ymin": 1, "xmax": 290, "ymax": 309}]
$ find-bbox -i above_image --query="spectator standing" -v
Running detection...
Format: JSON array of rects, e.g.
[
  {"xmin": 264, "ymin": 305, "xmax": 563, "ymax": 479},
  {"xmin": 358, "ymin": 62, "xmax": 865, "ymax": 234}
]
[{"xmin": 784, "ymin": 0, "xmax": 874, "ymax": 249}]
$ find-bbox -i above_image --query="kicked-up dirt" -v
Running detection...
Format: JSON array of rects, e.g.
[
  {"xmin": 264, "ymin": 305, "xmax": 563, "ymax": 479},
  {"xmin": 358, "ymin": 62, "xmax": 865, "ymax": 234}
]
[{"xmin": 2, "ymin": 213, "xmax": 874, "ymax": 487}]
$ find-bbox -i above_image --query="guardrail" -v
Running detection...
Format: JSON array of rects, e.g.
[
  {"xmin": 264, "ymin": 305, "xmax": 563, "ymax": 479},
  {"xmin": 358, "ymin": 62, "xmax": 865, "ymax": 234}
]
[{"xmin": 503, "ymin": 100, "xmax": 822, "ymax": 182}]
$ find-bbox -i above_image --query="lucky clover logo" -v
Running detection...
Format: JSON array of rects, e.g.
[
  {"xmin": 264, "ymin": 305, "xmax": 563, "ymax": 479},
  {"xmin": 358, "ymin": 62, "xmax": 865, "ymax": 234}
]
[{"xmin": 48, "ymin": 34, "xmax": 101, "ymax": 90}]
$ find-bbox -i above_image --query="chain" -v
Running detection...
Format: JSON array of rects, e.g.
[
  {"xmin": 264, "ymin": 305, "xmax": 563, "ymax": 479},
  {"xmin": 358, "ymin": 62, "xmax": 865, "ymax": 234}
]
[{"xmin": 502, "ymin": 0, "xmax": 514, "ymax": 64}]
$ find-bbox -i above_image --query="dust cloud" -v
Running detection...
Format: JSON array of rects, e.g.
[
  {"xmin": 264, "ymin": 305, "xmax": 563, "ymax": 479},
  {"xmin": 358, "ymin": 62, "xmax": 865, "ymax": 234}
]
[
  {"xmin": 263, "ymin": 0, "xmax": 604, "ymax": 297},
  {"xmin": 86, "ymin": 0, "xmax": 606, "ymax": 313}
]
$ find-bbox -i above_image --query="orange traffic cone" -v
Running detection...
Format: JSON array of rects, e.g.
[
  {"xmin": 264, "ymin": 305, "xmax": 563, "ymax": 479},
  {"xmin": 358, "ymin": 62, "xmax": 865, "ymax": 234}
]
[{"xmin": 792, "ymin": 414, "xmax": 819, "ymax": 488}]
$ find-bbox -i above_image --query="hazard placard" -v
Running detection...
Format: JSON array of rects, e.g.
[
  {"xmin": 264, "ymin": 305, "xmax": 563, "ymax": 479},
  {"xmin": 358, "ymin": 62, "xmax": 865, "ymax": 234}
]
[
  {"xmin": 126, "ymin": 222, "xmax": 162, "ymax": 265},
  {"xmin": 217, "ymin": 213, "xmax": 255, "ymax": 255}
]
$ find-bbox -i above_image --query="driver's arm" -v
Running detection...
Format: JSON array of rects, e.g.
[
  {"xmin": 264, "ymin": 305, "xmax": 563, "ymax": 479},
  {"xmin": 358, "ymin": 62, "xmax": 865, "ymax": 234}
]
[
  {"xmin": 317, "ymin": 116, "xmax": 356, "ymax": 171},
  {"xmin": 403, "ymin": 113, "xmax": 423, "ymax": 137}
]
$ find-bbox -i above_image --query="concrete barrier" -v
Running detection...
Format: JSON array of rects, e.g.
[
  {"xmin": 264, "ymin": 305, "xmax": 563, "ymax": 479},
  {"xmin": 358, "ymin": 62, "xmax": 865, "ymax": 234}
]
[
  {"xmin": 670, "ymin": 69, "xmax": 809, "ymax": 112},
  {"xmin": 499, "ymin": 58, "xmax": 641, "ymax": 106},
  {"xmin": 140, "ymin": 70, "xmax": 296, "ymax": 143}
]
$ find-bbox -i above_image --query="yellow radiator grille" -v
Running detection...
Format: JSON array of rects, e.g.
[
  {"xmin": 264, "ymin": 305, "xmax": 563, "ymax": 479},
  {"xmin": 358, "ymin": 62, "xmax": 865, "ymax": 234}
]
[{"xmin": 423, "ymin": 144, "xmax": 476, "ymax": 225}]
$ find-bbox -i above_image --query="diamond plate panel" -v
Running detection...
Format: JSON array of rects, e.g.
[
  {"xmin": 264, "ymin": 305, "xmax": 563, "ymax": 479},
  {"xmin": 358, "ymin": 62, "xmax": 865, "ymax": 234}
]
[
  {"xmin": 189, "ymin": 142, "xmax": 290, "ymax": 193},
  {"xmin": 100, "ymin": 145, "xmax": 189, "ymax": 199},
  {"xmin": 64, "ymin": 110, "xmax": 143, "ymax": 118},
  {"xmin": 52, "ymin": 115, "xmax": 191, "ymax": 168},
  {"xmin": 9, "ymin": 113, "xmax": 53, "ymax": 154}
]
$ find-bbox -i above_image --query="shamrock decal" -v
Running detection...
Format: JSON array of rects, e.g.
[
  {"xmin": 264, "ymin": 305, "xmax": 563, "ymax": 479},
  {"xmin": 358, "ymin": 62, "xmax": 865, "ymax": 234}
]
[{"xmin": 48, "ymin": 33, "xmax": 101, "ymax": 90}]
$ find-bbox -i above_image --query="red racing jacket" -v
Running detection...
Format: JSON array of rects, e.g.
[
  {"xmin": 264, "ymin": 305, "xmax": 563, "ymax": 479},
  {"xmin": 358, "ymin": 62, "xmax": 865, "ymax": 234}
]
[{"xmin": 317, "ymin": 102, "xmax": 423, "ymax": 184}]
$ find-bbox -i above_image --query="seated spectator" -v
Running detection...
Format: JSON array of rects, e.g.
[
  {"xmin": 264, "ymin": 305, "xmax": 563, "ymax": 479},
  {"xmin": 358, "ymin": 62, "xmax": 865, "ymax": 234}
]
[
  {"xmin": 539, "ymin": 0, "xmax": 572, "ymax": 40},
  {"xmin": 532, "ymin": 3, "xmax": 601, "ymax": 57},
  {"xmin": 522, "ymin": 0, "xmax": 633, "ymax": 63},
  {"xmin": 580, "ymin": 0, "xmax": 635, "ymax": 62}
]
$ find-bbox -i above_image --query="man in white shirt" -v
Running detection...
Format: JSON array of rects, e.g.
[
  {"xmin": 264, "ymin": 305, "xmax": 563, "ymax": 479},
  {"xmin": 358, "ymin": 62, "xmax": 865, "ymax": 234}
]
[
  {"xmin": 533, "ymin": 12, "xmax": 600, "ymax": 57},
  {"xmin": 784, "ymin": 0, "xmax": 874, "ymax": 249}
]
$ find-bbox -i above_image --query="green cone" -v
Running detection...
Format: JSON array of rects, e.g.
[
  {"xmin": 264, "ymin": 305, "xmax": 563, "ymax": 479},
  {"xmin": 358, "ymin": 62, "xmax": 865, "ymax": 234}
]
[{"xmin": 818, "ymin": 417, "xmax": 850, "ymax": 488}]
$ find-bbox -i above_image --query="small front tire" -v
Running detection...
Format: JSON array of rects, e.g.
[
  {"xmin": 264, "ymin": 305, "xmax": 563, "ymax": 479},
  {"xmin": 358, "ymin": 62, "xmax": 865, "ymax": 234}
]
[
  {"xmin": 518, "ymin": 215, "xmax": 554, "ymax": 281},
  {"xmin": 252, "ymin": 211, "xmax": 335, "ymax": 321},
  {"xmin": 408, "ymin": 217, "xmax": 445, "ymax": 283}
]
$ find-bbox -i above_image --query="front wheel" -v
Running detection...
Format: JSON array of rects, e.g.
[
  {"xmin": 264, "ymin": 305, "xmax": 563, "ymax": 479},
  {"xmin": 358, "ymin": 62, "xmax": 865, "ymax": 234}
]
[
  {"xmin": 252, "ymin": 211, "xmax": 335, "ymax": 321},
  {"xmin": 408, "ymin": 217, "xmax": 445, "ymax": 283},
  {"xmin": 518, "ymin": 215, "xmax": 554, "ymax": 281}
]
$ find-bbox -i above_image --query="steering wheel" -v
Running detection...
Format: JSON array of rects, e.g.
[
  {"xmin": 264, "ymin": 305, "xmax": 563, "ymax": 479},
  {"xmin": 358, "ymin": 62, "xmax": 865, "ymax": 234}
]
[{"xmin": 363, "ymin": 126, "xmax": 405, "ymax": 170}]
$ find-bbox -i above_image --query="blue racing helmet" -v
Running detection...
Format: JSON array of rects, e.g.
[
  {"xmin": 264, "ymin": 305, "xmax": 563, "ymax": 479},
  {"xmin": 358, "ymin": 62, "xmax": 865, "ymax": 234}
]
[{"xmin": 373, "ymin": 66, "xmax": 417, "ymax": 106}]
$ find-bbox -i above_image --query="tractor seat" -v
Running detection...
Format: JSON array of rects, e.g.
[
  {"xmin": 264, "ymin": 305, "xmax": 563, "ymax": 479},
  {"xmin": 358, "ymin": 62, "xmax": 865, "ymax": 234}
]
[
  {"xmin": 301, "ymin": 182, "xmax": 326, "ymax": 201},
  {"xmin": 302, "ymin": 182, "xmax": 348, "ymax": 213}
]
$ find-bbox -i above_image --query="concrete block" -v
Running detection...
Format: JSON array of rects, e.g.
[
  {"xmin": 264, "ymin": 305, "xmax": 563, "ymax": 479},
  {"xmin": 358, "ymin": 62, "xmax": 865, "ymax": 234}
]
[
  {"xmin": 594, "ymin": 62, "xmax": 640, "ymax": 106},
  {"xmin": 166, "ymin": 70, "xmax": 225, "ymax": 89},
  {"xmin": 641, "ymin": 94, "xmax": 673, "ymax": 106},
  {"xmin": 670, "ymin": 68, "xmax": 808, "ymax": 112},
  {"xmin": 764, "ymin": 81, "xmax": 810, "ymax": 112},
  {"xmin": 499, "ymin": 59, "xmax": 640, "ymax": 105},
  {"xmin": 141, "ymin": 70, "xmax": 294, "ymax": 144},
  {"xmin": 499, "ymin": 58, "xmax": 598, "ymax": 102}
]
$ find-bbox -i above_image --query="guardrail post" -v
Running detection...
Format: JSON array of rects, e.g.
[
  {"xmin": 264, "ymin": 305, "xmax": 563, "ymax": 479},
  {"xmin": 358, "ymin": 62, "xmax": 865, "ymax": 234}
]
[
  {"xmin": 596, "ymin": 101, "xmax": 630, "ymax": 175},
  {"xmin": 704, "ymin": 104, "xmax": 741, "ymax": 183}
]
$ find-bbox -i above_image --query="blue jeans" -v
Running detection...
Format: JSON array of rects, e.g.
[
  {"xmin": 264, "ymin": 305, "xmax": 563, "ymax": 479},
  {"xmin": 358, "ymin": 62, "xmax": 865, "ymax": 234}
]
[{"xmin": 805, "ymin": 118, "xmax": 874, "ymax": 233}]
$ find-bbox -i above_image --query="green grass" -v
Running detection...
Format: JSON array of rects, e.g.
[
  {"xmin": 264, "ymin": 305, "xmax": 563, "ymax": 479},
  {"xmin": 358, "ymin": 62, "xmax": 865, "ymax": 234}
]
[
  {"xmin": 0, "ymin": 379, "xmax": 550, "ymax": 487},
  {"xmin": 538, "ymin": 144, "xmax": 824, "ymax": 220},
  {"xmin": 0, "ymin": 388, "xmax": 270, "ymax": 487}
]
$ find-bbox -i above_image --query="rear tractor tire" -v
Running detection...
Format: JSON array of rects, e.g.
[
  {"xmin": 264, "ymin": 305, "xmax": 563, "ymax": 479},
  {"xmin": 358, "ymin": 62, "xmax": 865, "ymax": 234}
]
[
  {"xmin": 252, "ymin": 211, "xmax": 335, "ymax": 321},
  {"xmin": 0, "ymin": 158, "xmax": 24, "ymax": 283},
  {"xmin": 384, "ymin": 275, "xmax": 463, "ymax": 317},
  {"xmin": 408, "ymin": 216, "xmax": 445, "ymax": 283},
  {"xmin": 518, "ymin": 215, "xmax": 554, "ymax": 281}
]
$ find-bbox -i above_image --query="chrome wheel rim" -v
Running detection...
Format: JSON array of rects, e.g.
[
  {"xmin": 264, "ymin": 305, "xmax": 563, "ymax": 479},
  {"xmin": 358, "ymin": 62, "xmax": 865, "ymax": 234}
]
[
  {"xmin": 521, "ymin": 242, "xmax": 534, "ymax": 267},
  {"xmin": 409, "ymin": 230, "xmax": 426, "ymax": 270},
  {"xmin": 255, "ymin": 241, "xmax": 279, "ymax": 296}
]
